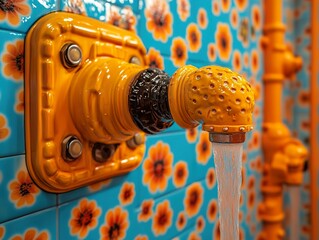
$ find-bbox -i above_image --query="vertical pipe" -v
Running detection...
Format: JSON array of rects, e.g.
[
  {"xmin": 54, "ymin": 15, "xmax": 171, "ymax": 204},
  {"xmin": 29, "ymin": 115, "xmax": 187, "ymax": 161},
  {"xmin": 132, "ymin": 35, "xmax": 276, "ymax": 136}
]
[{"xmin": 310, "ymin": 0, "xmax": 318, "ymax": 239}]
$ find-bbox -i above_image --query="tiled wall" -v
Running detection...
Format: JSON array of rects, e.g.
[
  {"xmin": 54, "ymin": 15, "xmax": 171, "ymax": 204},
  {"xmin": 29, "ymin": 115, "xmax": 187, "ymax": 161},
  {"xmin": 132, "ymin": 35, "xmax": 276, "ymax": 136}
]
[{"xmin": 0, "ymin": 0, "xmax": 310, "ymax": 239}]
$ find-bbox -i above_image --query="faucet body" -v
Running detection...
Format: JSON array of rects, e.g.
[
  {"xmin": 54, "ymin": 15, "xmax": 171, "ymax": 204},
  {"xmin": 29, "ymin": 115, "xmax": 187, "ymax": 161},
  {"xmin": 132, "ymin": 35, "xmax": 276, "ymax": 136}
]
[
  {"xmin": 25, "ymin": 12, "xmax": 254, "ymax": 193},
  {"xmin": 260, "ymin": 0, "xmax": 307, "ymax": 239}
]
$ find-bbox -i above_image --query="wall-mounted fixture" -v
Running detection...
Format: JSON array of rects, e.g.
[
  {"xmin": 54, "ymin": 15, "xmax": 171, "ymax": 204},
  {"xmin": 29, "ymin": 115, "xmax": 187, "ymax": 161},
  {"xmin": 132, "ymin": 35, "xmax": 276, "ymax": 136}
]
[{"xmin": 25, "ymin": 12, "xmax": 254, "ymax": 193}]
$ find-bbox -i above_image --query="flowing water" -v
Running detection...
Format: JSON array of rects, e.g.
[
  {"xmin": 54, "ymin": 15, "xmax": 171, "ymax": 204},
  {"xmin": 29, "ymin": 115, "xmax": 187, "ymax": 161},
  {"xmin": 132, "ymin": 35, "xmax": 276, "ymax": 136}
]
[
  {"xmin": 213, "ymin": 142, "xmax": 243, "ymax": 240},
  {"xmin": 287, "ymin": 186, "xmax": 300, "ymax": 240}
]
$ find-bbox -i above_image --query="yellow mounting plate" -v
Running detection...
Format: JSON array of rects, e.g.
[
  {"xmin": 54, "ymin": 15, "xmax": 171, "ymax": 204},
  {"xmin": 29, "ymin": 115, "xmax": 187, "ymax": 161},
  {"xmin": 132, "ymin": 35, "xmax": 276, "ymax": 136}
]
[{"xmin": 25, "ymin": 12, "xmax": 147, "ymax": 193}]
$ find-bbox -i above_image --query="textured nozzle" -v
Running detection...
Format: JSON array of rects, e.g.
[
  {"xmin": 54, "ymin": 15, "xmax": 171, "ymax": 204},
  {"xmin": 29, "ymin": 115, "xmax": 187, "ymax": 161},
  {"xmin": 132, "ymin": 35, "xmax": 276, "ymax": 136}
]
[{"xmin": 168, "ymin": 65, "xmax": 255, "ymax": 134}]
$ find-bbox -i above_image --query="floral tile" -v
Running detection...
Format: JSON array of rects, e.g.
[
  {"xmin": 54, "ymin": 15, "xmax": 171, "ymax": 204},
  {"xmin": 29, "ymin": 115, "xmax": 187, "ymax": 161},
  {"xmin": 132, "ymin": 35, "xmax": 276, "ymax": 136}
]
[
  {"xmin": 0, "ymin": 155, "xmax": 56, "ymax": 223},
  {"xmin": 0, "ymin": 207, "xmax": 56, "ymax": 239},
  {"xmin": 0, "ymin": 0, "xmax": 57, "ymax": 33},
  {"xmin": 0, "ymin": 30, "xmax": 25, "ymax": 157}
]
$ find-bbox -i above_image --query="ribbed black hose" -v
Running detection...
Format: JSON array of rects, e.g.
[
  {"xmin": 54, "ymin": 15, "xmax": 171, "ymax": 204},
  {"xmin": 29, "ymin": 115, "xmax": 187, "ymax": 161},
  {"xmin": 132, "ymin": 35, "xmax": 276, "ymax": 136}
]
[{"xmin": 128, "ymin": 68, "xmax": 174, "ymax": 134}]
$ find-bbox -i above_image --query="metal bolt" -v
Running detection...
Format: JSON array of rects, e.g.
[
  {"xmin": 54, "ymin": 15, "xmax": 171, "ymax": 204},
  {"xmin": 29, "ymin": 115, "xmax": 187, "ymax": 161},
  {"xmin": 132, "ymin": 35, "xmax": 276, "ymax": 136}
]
[
  {"xmin": 129, "ymin": 56, "xmax": 142, "ymax": 65},
  {"xmin": 92, "ymin": 143, "xmax": 117, "ymax": 163},
  {"xmin": 62, "ymin": 136, "xmax": 83, "ymax": 162},
  {"xmin": 61, "ymin": 43, "xmax": 82, "ymax": 68},
  {"xmin": 126, "ymin": 133, "xmax": 145, "ymax": 149}
]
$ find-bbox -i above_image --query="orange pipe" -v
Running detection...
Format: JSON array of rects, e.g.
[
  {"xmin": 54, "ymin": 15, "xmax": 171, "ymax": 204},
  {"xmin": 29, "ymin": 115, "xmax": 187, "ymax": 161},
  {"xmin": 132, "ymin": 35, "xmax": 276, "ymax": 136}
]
[
  {"xmin": 260, "ymin": 0, "xmax": 306, "ymax": 239},
  {"xmin": 310, "ymin": 0, "xmax": 318, "ymax": 239}
]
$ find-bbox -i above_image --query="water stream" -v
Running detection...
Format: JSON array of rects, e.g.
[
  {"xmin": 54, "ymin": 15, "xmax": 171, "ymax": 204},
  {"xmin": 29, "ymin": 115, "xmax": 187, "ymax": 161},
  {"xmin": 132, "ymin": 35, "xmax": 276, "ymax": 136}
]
[{"xmin": 213, "ymin": 142, "xmax": 243, "ymax": 240}]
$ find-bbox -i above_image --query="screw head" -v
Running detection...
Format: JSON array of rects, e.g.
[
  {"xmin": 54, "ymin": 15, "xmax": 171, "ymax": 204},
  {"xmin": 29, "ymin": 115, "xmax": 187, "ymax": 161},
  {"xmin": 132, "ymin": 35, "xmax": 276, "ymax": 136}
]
[
  {"xmin": 129, "ymin": 56, "xmax": 142, "ymax": 65},
  {"xmin": 126, "ymin": 133, "xmax": 145, "ymax": 149},
  {"xmin": 62, "ymin": 136, "xmax": 82, "ymax": 162},
  {"xmin": 61, "ymin": 43, "xmax": 82, "ymax": 68}
]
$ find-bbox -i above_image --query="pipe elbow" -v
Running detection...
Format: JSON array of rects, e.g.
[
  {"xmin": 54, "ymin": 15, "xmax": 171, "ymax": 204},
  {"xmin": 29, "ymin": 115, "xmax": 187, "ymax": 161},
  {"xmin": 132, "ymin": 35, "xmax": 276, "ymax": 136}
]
[{"xmin": 168, "ymin": 66, "xmax": 255, "ymax": 134}]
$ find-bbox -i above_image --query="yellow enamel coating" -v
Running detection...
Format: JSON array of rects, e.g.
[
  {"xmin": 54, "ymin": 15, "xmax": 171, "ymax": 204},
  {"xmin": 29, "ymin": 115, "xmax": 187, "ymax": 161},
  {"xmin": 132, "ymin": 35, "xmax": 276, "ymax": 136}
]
[
  {"xmin": 260, "ymin": 0, "xmax": 308, "ymax": 238},
  {"xmin": 69, "ymin": 58, "xmax": 143, "ymax": 143},
  {"xmin": 25, "ymin": 12, "xmax": 146, "ymax": 193},
  {"xmin": 169, "ymin": 65, "xmax": 254, "ymax": 133}
]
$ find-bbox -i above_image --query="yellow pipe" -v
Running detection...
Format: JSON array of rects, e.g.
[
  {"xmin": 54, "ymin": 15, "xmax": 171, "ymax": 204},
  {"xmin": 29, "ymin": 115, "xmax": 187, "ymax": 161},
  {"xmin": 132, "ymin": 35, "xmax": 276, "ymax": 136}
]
[{"xmin": 261, "ymin": 0, "xmax": 307, "ymax": 239}]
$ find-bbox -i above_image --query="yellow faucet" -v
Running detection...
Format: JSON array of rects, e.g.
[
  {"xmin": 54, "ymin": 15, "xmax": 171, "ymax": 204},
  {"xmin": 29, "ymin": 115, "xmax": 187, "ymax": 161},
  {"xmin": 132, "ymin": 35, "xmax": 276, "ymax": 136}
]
[{"xmin": 25, "ymin": 12, "xmax": 254, "ymax": 193}]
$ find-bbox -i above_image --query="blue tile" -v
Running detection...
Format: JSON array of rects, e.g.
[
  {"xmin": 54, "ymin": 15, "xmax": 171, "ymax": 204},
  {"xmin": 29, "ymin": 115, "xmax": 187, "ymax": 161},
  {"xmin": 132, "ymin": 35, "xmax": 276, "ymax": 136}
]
[
  {"xmin": 0, "ymin": 207, "xmax": 56, "ymax": 239},
  {"xmin": 0, "ymin": 30, "xmax": 25, "ymax": 157},
  {"xmin": 0, "ymin": 155, "xmax": 56, "ymax": 223}
]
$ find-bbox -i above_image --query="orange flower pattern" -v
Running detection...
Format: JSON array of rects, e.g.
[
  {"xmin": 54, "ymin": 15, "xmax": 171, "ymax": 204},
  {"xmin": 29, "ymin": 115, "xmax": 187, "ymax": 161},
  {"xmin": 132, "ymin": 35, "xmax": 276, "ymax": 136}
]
[
  {"xmin": 173, "ymin": 161, "xmax": 188, "ymax": 188},
  {"xmin": 138, "ymin": 199, "xmax": 154, "ymax": 222},
  {"xmin": 232, "ymin": 50, "xmax": 242, "ymax": 72},
  {"xmin": 184, "ymin": 182, "xmax": 204, "ymax": 217},
  {"xmin": 107, "ymin": 6, "xmax": 136, "ymax": 31},
  {"xmin": 215, "ymin": 23, "xmax": 232, "ymax": 61},
  {"xmin": 100, "ymin": 207, "xmax": 129, "ymax": 240},
  {"xmin": 212, "ymin": 1, "xmax": 220, "ymax": 16},
  {"xmin": 186, "ymin": 23, "xmax": 201, "ymax": 52},
  {"xmin": 252, "ymin": 5, "xmax": 261, "ymax": 30},
  {"xmin": 230, "ymin": 9, "xmax": 238, "ymax": 28},
  {"xmin": 196, "ymin": 132, "xmax": 212, "ymax": 164},
  {"xmin": 186, "ymin": 127, "xmax": 198, "ymax": 143},
  {"xmin": 177, "ymin": 0, "xmax": 189, "ymax": 21},
  {"xmin": 221, "ymin": 0, "xmax": 231, "ymax": 12},
  {"xmin": 143, "ymin": 141, "xmax": 173, "ymax": 193},
  {"xmin": 176, "ymin": 211, "xmax": 187, "ymax": 230},
  {"xmin": 2, "ymin": 40, "xmax": 25, "ymax": 80},
  {"xmin": 69, "ymin": 199, "xmax": 101, "ymax": 238},
  {"xmin": 152, "ymin": 200, "xmax": 173, "ymax": 236},
  {"xmin": 207, "ymin": 43, "xmax": 216, "ymax": 62},
  {"xmin": 0, "ymin": 114, "xmax": 10, "ymax": 141},
  {"xmin": 9, "ymin": 170, "xmax": 39, "ymax": 208},
  {"xmin": 235, "ymin": 0, "xmax": 248, "ymax": 11},
  {"xmin": 206, "ymin": 168, "xmax": 216, "ymax": 189},
  {"xmin": 251, "ymin": 49, "xmax": 259, "ymax": 73},
  {"xmin": 207, "ymin": 199, "xmax": 218, "ymax": 222},
  {"xmin": 15, "ymin": 89, "xmax": 24, "ymax": 113},
  {"xmin": 197, "ymin": 8, "xmax": 207, "ymax": 29},
  {"xmin": 196, "ymin": 216, "xmax": 205, "ymax": 232},
  {"xmin": 171, "ymin": 37, "xmax": 188, "ymax": 67},
  {"xmin": 11, "ymin": 229, "xmax": 49, "ymax": 240},
  {"xmin": 0, "ymin": 0, "xmax": 30, "ymax": 25},
  {"xmin": 145, "ymin": 0, "xmax": 172, "ymax": 42},
  {"xmin": 118, "ymin": 182, "xmax": 135, "ymax": 206},
  {"xmin": 147, "ymin": 48, "xmax": 164, "ymax": 70}
]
